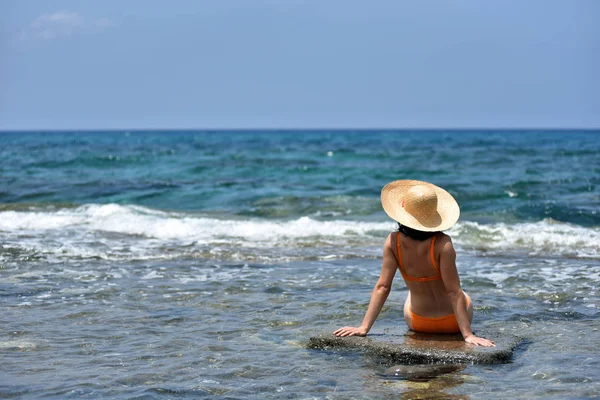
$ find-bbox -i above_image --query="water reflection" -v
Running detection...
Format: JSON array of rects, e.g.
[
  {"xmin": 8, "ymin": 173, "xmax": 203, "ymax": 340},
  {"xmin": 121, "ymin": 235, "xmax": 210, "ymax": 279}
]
[
  {"xmin": 379, "ymin": 363, "xmax": 468, "ymax": 399},
  {"xmin": 383, "ymin": 363, "xmax": 466, "ymax": 382}
]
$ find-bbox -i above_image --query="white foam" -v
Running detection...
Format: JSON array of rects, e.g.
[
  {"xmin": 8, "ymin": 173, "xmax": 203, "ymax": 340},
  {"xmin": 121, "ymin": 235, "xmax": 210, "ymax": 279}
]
[
  {"xmin": 0, "ymin": 204, "xmax": 388, "ymax": 241},
  {"xmin": 1, "ymin": 204, "xmax": 598, "ymax": 261},
  {"xmin": 449, "ymin": 219, "xmax": 600, "ymax": 258},
  {"xmin": 0, "ymin": 340, "xmax": 38, "ymax": 350},
  {"xmin": 141, "ymin": 271, "xmax": 163, "ymax": 280}
]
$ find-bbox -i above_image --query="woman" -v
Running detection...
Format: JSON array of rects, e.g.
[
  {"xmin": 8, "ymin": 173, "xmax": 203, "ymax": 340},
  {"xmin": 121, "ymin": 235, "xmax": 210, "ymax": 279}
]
[{"xmin": 334, "ymin": 180, "xmax": 494, "ymax": 347}]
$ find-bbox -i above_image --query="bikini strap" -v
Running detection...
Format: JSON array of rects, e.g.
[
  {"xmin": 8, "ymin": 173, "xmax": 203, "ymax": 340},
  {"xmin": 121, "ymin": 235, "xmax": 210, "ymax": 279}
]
[
  {"xmin": 429, "ymin": 235, "xmax": 441, "ymax": 275},
  {"xmin": 397, "ymin": 232, "xmax": 442, "ymax": 282},
  {"xmin": 396, "ymin": 232, "xmax": 405, "ymax": 272}
]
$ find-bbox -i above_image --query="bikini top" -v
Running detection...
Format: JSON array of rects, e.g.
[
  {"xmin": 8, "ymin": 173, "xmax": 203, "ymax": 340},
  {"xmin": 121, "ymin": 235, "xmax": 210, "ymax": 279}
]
[{"xmin": 396, "ymin": 232, "xmax": 442, "ymax": 282}]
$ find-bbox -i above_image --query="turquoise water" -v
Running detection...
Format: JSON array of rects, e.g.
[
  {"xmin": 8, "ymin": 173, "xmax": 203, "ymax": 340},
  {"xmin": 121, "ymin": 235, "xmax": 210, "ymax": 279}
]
[{"xmin": 1, "ymin": 130, "xmax": 599, "ymax": 398}]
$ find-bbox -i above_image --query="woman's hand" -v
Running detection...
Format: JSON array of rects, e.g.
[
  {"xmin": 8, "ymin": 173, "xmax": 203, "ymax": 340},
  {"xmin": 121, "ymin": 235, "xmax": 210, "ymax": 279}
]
[
  {"xmin": 333, "ymin": 326, "xmax": 368, "ymax": 337},
  {"xmin": 465, "ymin": 334, "xmax": 495, "ymax": 347}
]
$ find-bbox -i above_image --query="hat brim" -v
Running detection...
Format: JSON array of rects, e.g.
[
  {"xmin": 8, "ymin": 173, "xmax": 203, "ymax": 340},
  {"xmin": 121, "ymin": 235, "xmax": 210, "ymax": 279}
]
[{"xmin": 381, "ymin": 180, "xmax": 460, "ymax": 232}]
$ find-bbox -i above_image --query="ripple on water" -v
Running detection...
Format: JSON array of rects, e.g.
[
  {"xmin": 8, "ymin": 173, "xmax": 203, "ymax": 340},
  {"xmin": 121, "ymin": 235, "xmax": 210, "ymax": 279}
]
[{"xmin": 1, "ymin": 254, "xmax": 599, "ymax": 399}]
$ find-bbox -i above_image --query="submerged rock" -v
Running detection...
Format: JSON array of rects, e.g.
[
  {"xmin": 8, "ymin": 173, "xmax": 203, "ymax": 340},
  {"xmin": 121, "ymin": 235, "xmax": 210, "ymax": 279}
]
[
  {"xmin": 383, "ymin": 363, "xmax": 466, "ymax": 381},
  {"xmin": 308, "ymin": 328, "xmax": 523, "ymax": 364}
]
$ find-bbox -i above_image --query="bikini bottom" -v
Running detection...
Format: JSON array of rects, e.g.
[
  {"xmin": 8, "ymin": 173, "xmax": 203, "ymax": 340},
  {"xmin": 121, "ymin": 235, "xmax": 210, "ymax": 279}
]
[{"xmin": 409, "ymin": 296, "xmax": 471, "ymax": 334}]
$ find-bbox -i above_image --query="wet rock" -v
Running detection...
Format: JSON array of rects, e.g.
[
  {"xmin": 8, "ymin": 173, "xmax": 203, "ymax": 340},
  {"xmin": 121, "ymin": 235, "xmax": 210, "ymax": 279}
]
[{"xmin": 308, "ymin": 328, "xmax": 523, "ymax": 364}]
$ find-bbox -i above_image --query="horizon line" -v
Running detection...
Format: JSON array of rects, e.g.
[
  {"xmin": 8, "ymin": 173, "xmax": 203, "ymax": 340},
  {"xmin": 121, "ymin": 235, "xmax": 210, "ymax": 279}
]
[{"xmin": 1, "ymin": 127, "xmax": 599, "ymax": 133}]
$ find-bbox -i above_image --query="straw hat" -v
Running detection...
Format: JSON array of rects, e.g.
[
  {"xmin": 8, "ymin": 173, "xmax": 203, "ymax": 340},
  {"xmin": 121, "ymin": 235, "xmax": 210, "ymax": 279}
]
[{"xmin": 381, "ymin": 180, "xmax": 460, "ymax": 232}]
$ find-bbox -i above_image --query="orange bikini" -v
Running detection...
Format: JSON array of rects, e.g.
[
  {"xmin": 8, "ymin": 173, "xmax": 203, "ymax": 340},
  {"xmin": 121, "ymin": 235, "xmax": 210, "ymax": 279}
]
[{"xmin": 397, "ymin": 233, "xmax": 469, "ymax": 334}]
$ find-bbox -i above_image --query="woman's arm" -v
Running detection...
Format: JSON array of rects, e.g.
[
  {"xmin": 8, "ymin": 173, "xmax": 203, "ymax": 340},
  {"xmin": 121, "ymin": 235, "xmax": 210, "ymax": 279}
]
[
  {"xmin": 334, "ymin": 233, "xmax": 398, "ymax": 337},
  {"xmin": 439, "ymin": 237, "xmax": 495, "ymax": 347}
]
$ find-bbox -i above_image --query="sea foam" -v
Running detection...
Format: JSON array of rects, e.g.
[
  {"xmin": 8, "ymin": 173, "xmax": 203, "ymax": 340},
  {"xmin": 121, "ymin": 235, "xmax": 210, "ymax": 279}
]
[{"xmin": 1, "ymin": 204, "xmax": 598, "ymax": 262}]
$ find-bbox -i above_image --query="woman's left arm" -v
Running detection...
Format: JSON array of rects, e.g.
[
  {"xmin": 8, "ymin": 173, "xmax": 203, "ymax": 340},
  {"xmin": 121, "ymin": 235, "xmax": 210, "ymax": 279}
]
[{"xmin": 439, "ymin": 238, "xmax": 495, "ymax": 347}]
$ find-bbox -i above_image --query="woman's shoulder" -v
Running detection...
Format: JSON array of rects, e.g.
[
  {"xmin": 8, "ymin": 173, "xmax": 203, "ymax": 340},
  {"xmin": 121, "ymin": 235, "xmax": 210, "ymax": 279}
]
[
  {"xmin": 436, "ymin": 232, "xmax": 452, "ymax": 242},
  {"xmin": 385, "ymin": 231, "xmax": 396, "ymax": 246},
  {"xmin": 435, "ymin": 233, "xmax": 456, "ymax": 256},
  {"xmin": 384, "ymin": 231, "xmax": 402, "ymax": 253},
  {"xmin": 436, "ymin": 232, "xmax": 455, "ymax": 248}
]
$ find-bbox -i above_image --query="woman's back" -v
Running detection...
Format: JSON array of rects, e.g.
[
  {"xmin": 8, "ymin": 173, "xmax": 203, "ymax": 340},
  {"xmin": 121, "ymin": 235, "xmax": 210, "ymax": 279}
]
[{"xmin": 392, "ymin": 231, "xmax": 455, "ymax": 317}]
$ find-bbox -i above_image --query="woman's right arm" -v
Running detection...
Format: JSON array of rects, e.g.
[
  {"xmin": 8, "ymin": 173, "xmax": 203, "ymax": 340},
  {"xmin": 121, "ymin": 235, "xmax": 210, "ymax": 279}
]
[
  {"xmin": 439, "ymin": 237, "xmax": 495, "ymax": 347},
  {"xmin": 334, "ymin": 233, "xmax": 398, "ymax": 337}
]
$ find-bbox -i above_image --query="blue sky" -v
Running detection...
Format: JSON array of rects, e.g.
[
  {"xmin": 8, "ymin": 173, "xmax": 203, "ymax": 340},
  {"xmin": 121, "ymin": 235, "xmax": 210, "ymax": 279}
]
[{"xmin": 1, "ymin": 0, "xmax": 599, "ymax": 130}]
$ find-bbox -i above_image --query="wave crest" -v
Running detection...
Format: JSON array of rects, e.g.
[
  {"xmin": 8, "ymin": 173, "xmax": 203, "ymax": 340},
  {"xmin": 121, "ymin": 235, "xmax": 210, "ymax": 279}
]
[{"xmin": 1, "ymin": 204, "xmax": 598, "ymax": 262}]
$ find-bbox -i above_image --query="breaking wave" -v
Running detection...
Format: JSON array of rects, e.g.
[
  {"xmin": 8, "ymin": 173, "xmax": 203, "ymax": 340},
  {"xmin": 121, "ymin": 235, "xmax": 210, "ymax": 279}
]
[{"xmin": 1, "ymin": 204, "xmax": 598, "ymax": 262}]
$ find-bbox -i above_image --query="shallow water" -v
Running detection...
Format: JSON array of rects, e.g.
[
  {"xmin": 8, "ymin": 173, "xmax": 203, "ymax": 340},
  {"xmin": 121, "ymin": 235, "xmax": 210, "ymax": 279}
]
[
  {"xmin": 2, "ymin": 254, "xmax": 599, "ymax": 399},
  {"xmin": 1, "ymin": 130, "xmax": 599, "ymax": 398}
]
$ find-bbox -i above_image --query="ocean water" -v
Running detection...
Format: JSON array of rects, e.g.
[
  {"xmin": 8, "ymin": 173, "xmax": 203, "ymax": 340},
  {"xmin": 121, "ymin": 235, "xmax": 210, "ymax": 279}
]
[{"xmin": 0, "ymin": 130, "xmax": 598, "ymax": 399}]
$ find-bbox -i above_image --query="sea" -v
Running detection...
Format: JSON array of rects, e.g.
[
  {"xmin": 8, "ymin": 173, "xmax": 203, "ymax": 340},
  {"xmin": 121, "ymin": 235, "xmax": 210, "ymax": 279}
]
[{"xmin": 0, "ymin": 130, "xmax": 598, "ymax": 399}]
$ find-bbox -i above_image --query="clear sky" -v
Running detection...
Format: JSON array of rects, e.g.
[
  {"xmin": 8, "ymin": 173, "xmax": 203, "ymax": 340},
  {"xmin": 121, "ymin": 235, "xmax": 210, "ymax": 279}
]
[{"xmin": 1, "ymin": 0, "xmax": 599, "ymax": 130}]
